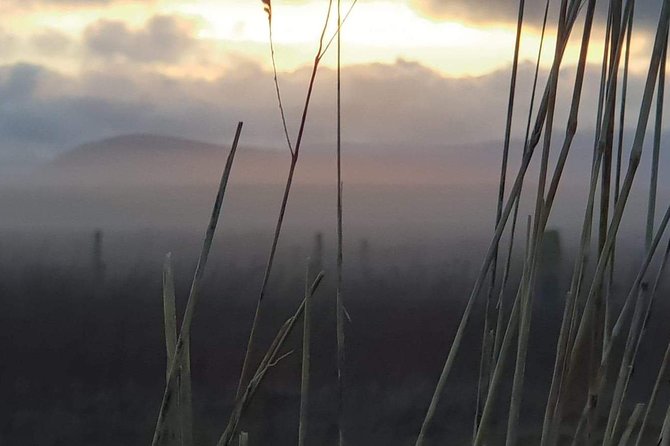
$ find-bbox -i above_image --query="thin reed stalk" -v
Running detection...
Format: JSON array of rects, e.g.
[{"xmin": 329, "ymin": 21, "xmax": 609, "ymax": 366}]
[
  {"xmin": 541, "ymin": 3, "xmax": 634, "ymax": 433},
  {"xmin": 415, "ymin": 3, "xmax": 584, "ymax": 443},
  {"xmin": 634, "ymin": 241, "xmax": 670, "ymax": 446},
  {"xmin": 180, "ymin": 333, "xmax": 193, "ymax": 446},
  {"xmin": 218, "ymin": 272, "xmax": 325, "ymax": 446},
  {"xmin": 239, "ymin": 432, "xmax": 248, "ymax": 446},
  {"xmin": 566, "ymin": 200, "xmax": 670, "ymax": 446},
  {"xmin": 162, "ymin": 253, "xmax": 180, "ymax": 446},
  {"xmin": 235, "ymin": 0, "xmax": 334, "ymax": 401},
  {"xmin": 298, "ymin": 263, "xmax": 312, "ymax": 446},
  {"xmin": 617, "ymin": 19, "xmax": 670, "ymax": 446},
  {"xmin": 505, "ymin": 215, "xmax": 532, "ymax": 446},
  {"xmin": 617, "ymin": 403, "xmax": 644, "ymax": 446},
  {"xmin": 636, "ymin": 339, "xmax": 670, "ymax": 445},
  {"xmin": 263, "ymin": 0, "xmax": 294, "ymax": 156},
  {"xmin": 608, "ymin": 0, "xmax": 635, "ymax": 353},
  {"xmin": 507, "ymin": 1, "xmax": 598, "ymax": 442},
  {"xmin": 150, "ymin": 122, "xmax": 243, "ymax": 446},
  {"xmin": 592, "ymin": 1, "xmax": 625, "ymax": 440},
  {"xmin": 661, "ymin": 403, "xmax": 670, "ymax": 446},
  {"xmin": 493, "ymin": 0, "xmax": 552, "ymax": 364},
  {"xmin": 646, "ymin": 23, "xmax": 668, "ymax": 250},
  {"xmin": 473, "ymin": 0, "xmax": 596, "ymax": 442},
  {"xmin": 335, "ymin": 1, "xmax": 346, "ymax": 445},
  {"xmin": 476, "ymin": 0, "xmax": 525, "ymax": 435},
  {"xmin": 603, "ymin": 285, "xmax": 650, "ymax": 446},
  {"xmin": 163, "ymin": 254, "xmax": 194, "ymax": 446},
  {"xmin": 163, "ymin": 253, "xmax": 177, "ymax": 382},
  {"xmin": 596, "ymin": 0, "xmax": 623, "ymax": 364},
  {"xmin": 608, "ymin": 218, "xmax": 670, "ymax": 444},
  {"xmin": 562, "ymin": 0, "xmax": 670, "ymax": 408},
  {"xmin": 566, "ymin": 199, "xmax": 670, "ymax": 446},
  {"xmin": 616, "ymin": 1, "xmax": 634, "ymax": 206}
]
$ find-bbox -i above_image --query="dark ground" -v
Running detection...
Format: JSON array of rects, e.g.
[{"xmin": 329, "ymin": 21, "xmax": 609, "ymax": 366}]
[{"xmin": 0, "ymin": 229, "xmax": 669, "ymax": 445}]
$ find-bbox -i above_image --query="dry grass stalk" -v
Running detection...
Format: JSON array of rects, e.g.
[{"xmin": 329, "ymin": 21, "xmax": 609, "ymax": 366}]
[
  {"xmin": 566, "ymin": 200, "xmax": 670, "ymax": 446},
  {"xmin": 636, "ymin": 338, "xmax": 670, "ymax": 445},
  {"xmin": 505, "ymin": 214, "xmax": 533, "ymax": 446},
  {"xmin": 476, "ymin": 0, "xmax": 525, "ymax": 434},
  {"xmin": 616, "ymin": 403, "xmax": 644, "ymax": 446},
  {"xmin": 162, "ymin": 253, "xmax": 181, "ymax": 446},
  {"xmin": 609, "ymin": 223, "xmax": 670, "ymax": 444},
  {"xmin": 239, "ymin": 432, "xmax": 249, "ymax": 446},
  {"xmin": 162, "ymin": 253, "xmax": 194, "ymax": 446},
  {"xmin": 493, "ymin": 0, "xmax": 552, "ymax": 366},
  {"xmin": 264, "ymin": 0, "xmax": 294, "ymax": 156},
  {"xmin": 595, "ymin": 1, "xmax": 624, "ymax": 394},
  {"xmin": 646, "ymin": 18, "xmax": 668, "ymax": 250},
  {"xmin": 506, "ymin": 0, "xmax": 598, "ymax": 442},
  {"xmin": 558, "ymin": 4, "xmax": 670, "ymax": 435},
  {"xmin": 150, "ymin": 122, "xmax": 243, "ymax": 446},
  {"xmin": 661, "ymin": 403, "xmax": 670, "ymax": 446},
  {"xmin": 336, "ymin": 1, "xmax": 346, "ymax": 444},
  {"xmin": 634, "ymin": 240, "xmax": 670, "ymax": 446},
  {"xmin": 163, "ymin": 253, "xmax": 178, "ymax": 382},
  {"xmin": 218, "ymin": 272, "xmax": 325, "ymax": 446},
  {"xmin": 235, "ymin": 0, "xmax": 335, "ymax": 401},
  {"xmin": 298, "ymin": 263, "xmax": 312, "ymax": 446},
  {"xmin": 415, "ymin": 3, "xmax": 584, "ymax": 443}
]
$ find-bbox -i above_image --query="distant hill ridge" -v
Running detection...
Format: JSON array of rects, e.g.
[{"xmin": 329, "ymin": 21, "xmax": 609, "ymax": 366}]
[
  {"xmin": 54, "ymin": 134, "xmax": 242, "ymax": 166},
  {"xmin": 42, "ymin": 132, "xmax": 590, "ymax": 187}
]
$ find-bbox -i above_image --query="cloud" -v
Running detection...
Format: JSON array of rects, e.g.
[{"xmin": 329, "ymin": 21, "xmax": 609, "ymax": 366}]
[
  {"xmin": 84, "ymin": 15, "xmax": 197, "ymax": 63},
  {"xmin": 0, "ymin": 53, "xmax": 655, "ymax": 163},
  {"xmin": 0, "ymin": 28, "xmax": 18, "ymax": 57},
  {"xmin": 4, "ymin": 0, "xmax": 152, "ymax": 6},
  {"xmin": 410, "ymin": 0, "xmax": 664, "ymax": 30},
  {"xmin": 31, "ymin": 30, "xmax": 73, "ymax": 55}
]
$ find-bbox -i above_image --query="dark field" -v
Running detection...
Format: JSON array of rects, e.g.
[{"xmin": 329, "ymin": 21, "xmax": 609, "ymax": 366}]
[{"xmin": 1, "ymin": 230, "xmax": 669, "ymax": 445}]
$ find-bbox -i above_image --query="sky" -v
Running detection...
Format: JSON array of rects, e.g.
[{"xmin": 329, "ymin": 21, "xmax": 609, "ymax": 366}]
[{"xmin": 0, "ymin": 0, "xmax": 667, "ymax": 163}]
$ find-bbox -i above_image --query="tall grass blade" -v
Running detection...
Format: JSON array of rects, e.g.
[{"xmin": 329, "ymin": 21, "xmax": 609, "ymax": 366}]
[
  {"xmin": 162, "ymin": 252, "xmax": 180, "ymax": 446},
  {"xmin": 163, "ymin": 253, "xmax": 178, "ymax": 382},
  {"xmin": 239, "ymin": 432, "xmax": 248, "ymax": 446},
  {"xmin": 505, "ymin": 214, "xmax": 533, "ymax": 446},
  {"xmin": 617, "ymin": 403, "xmax": 644, "ymax": 446},
  {"xmin": 660, "ymin": 403, "xmax": 670, "ymax": 446},
  {"xmin": 150, "ymin": 122, "xmax": 243, "ymax": 446},
  {"xmin": 298, "ymin": 262, "xmax": 312, "ymax": 446}
]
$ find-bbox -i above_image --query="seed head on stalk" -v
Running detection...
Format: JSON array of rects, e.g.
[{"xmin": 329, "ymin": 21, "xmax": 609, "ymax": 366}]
[{"xmin": 262, "ymin": 0, "xmax": 271, "ymax": 22}]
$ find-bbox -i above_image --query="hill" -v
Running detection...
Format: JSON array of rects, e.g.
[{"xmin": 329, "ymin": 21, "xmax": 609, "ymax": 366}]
[{"xmin": 44, "ymin": 133, "xmax": 510, "ymax": 187}]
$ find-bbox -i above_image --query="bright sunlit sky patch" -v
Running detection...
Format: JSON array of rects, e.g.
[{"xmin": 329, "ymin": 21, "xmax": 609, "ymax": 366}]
[{"xmin": 1, "ymin": 0, "xmax": 655, "ymax": 79}]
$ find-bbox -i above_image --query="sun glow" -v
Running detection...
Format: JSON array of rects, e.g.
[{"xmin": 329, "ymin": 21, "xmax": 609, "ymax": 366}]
[
  {"xmin": 0, "ymin": 0, "xmax": 651, "ymax": 79},
  {"xmin": 178, "ymin": 0, "xmax": 526, "ymax": 76}
]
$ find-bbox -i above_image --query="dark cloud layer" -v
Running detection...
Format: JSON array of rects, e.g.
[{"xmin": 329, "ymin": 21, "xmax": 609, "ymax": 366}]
[
  {"xmin": 411, "ymin": 0, "xmax": 664, "ymax": 30},
  {"xmin": 84, "ymin": 15, "xmax": 196, "ymax": 63}
]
